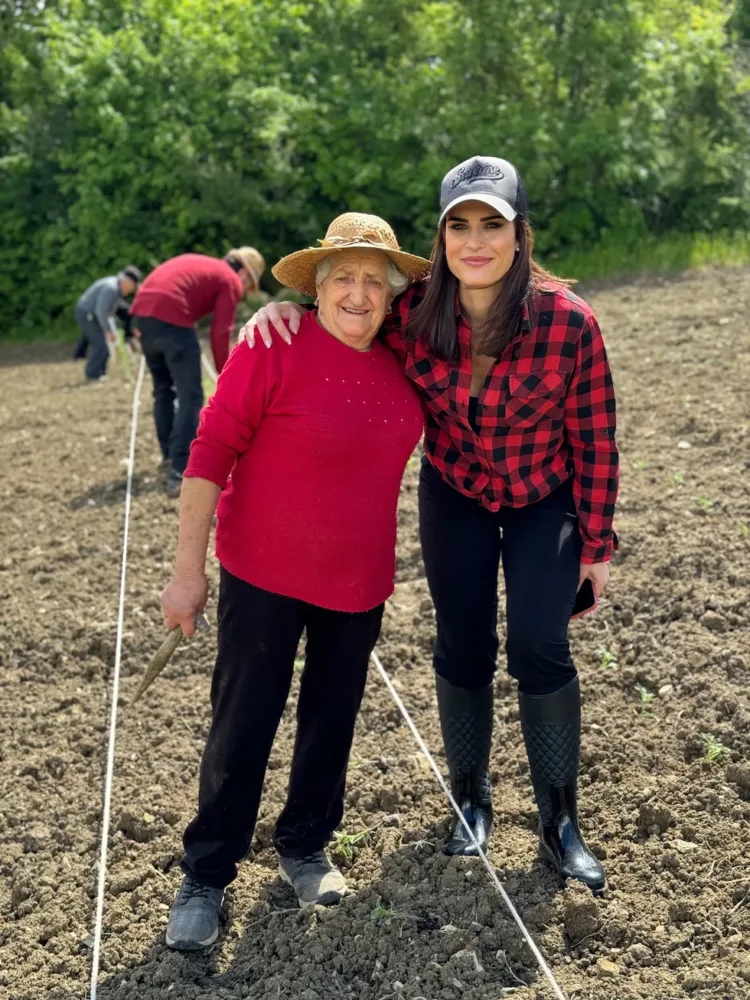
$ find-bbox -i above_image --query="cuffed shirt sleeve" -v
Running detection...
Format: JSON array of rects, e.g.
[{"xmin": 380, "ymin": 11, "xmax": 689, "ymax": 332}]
[{"xmin": 564, "ymin": 315, "xmax": 619, "ymax": 563}]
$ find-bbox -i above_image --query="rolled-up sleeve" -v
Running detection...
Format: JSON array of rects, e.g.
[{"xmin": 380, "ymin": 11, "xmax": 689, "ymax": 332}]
[
  {"xmin": 564, "ymin": 316, "xmax": 619, "ymax": 563},
  {"xmin": 185, "ymin": 338, "xmax": 279, "ymax": 488}
]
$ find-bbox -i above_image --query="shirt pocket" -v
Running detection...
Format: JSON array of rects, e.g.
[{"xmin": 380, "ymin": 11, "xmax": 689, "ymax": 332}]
[
  {"xmin": 505, "ymin": 366, "xmax": 570, "ymax": 429},
  {"xmin": 404, "ymin": 357, "xmax": 453, "ymax": 416}
]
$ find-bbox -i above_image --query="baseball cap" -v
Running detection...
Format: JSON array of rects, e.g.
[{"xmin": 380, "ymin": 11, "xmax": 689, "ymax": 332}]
[
  {"xmin": 439, "ymin": 156, "xmax": 529, "ymax": 224},
  {"xmin": 121, "ymin": 265, "xmax": 142, "ymax": 284}
]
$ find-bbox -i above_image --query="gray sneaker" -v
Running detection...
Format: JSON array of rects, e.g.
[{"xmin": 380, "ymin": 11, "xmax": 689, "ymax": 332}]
[
  {"xmin": 165, "ymin": 874, "xmax": 223, "ymax": 950},
  {"xmin": 278, "ymin": 851, "xmax": 347, "ymax": 909}
]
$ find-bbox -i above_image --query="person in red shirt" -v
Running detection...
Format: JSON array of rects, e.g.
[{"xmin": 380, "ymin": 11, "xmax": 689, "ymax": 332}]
[
  {"xmin": 132, "ymin": 248, "xmax": 265, "ymax": 495},
  {"xmin": 159, "ymin": 214, "xmax": 430, "ymax": 950},
  {"xmin": 241, "ymin": 156, "xmax": 619, "ymax": 894}
]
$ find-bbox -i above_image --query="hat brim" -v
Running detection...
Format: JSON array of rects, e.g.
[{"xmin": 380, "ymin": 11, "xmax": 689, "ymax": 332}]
[
  {"xmin": 439, "ymin": 193, "xmax": 517, "ymax": 225},
  {"xmin": 272, "ymin": 243, "xmax": 431, "ymax": 298}
]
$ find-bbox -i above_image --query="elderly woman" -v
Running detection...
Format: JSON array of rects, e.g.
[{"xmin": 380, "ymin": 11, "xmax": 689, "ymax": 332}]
[{"xmin": 161, "ymin": 213, "xmax": 429, "ymax": 950}]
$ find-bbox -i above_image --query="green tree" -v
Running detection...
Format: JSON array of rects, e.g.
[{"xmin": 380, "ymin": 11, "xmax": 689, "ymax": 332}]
[{"xmin": 0, "ymin": 0, "xmax": 748, "ymax": 337}]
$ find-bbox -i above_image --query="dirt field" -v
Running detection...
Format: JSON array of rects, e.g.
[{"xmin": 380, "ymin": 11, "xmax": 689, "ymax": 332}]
[{"xmin": 1, "ymin": 265, "xmax": 750, "ymax": 1000}]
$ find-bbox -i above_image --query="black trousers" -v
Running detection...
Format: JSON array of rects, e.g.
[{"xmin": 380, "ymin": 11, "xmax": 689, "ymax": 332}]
[
  {"xmin": 75, "ymin": 309, "xmax": 109, "ymax": 379},
  {"xmin": 182, "ymin": 569, "xmax": 384, "ymax": 889},
  {"xmin": 134, "ymin": 316, "xmax": 203, "ymax": 475},
  {"xmin": 418, "ymin": 456, "xmax": 581, "ymax": 697}
]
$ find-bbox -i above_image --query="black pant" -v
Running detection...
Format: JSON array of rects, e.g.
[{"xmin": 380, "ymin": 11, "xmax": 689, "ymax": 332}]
[
  {"xmin": 75, "ymin": 309, "xmax": 109, "ymax": 379},
  {"xmin": 134, "ymin": 316, "xmax": 203, "ymax": 475},
  {"xmin": 182, "ymin": 569, "xmax": 384, "ymax": 889},
  {"xmin": 114, "ymin": 303, "xmax": 134, "ymax": 340},
  {"xmin": 418, "ymin": 456, "xmax": 580, "ymax": 697}
]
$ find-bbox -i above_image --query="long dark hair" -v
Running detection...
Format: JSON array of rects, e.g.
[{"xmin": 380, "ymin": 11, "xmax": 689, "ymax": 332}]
[{"xmin": 407, "ymin": 217, "xmax": 574, "ymax": 363}]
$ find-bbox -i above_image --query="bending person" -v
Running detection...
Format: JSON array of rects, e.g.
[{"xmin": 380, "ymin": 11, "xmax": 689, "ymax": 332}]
[
  {"xmin": 240, "ymin": 156, "xmax": 619, "ymax": 893},
  {"xmin": 73, "ymin": 265, "xmax": 141, "ymax": 382},
  {"xmin": 131, "ymin": 247, "xmax": 265, "ymax": 496},
  {"xmin": 160, "ymin": 214, "xmax": 429, "ymax": 950}
]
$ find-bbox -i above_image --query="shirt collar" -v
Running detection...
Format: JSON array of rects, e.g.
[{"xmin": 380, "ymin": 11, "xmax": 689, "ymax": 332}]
[
  {"xmin": 454, "ymin": 291, "xmax": 465, "ymax": 324},
  {"xmin": 520, "ymin": 298, "xmax": 532, "ymax": 333}
]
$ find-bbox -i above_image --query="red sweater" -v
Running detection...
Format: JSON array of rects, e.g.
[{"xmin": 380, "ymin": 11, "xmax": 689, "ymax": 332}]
[
  {"xmin": 185, "ymin": 311, "xmax": 423, "ymax": 612},
  {"xmin": 131, "ymin": 254, "xmax": 244, "ymax": 372}
]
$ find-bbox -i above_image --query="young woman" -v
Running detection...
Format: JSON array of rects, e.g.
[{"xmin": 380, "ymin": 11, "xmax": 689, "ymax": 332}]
[{"xmin": 241, "ymin": 156, "xmax": 618, "ymax": 892}]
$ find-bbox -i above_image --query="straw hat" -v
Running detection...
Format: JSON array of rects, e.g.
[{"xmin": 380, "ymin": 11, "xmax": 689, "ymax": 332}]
[
  {"xmin": 272, "ymin": 213, "xmax": 431, "ymax": 297},
  {"xmin": 227, "ymin": 247, "xmax": 266, "ymax": 290}
]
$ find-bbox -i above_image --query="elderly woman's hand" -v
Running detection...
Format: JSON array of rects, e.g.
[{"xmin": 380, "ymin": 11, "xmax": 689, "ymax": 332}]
[
  {"xmin": 161, "ymin": 571, "xmax": 209, "ymax": 636},
  {"xmin": 238, "ymin": 302, "xmax": 305, "ymax": 349}
]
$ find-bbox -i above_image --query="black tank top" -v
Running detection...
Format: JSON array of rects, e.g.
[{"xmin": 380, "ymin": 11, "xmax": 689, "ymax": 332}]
[{"xmin": 468, "ymin": 395, "xmax": 480, "ymax": 432}]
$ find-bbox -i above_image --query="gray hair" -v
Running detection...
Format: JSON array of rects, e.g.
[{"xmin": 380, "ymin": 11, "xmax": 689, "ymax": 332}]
[{"xmin": 315, "ymin": 252, "xmax": 408, "ymax": 297}]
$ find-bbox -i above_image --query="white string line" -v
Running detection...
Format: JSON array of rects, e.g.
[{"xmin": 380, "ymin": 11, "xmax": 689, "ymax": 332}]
[
  {"xmin": 89, "ymin": 355, "xmax": 146, "ymax": 1000},
  {"xmin": 201, "ymin": 351, "xmax": 218, "ymax": 384},
  {"xmin": 370, "ymin": 651, "xmax": 568, "ymax": 1000},
  {"xmin": 184, "ymin": 360, "xmax": 565, "ymax": 998}
]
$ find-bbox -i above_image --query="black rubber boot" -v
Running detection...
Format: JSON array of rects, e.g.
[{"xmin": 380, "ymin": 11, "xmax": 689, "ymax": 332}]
[
  {"xmin": 435, "ymin": 675, "xmax": 494, "ymax": 856},
  {"xmin": 519, "ymin": 676, "xmax": 606, "ymax": 893}
]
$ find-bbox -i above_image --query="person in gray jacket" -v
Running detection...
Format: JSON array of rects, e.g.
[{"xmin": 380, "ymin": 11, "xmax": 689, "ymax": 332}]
[{"xmin": 74, "ymin": 265, "xmax": 141, "ymax": 381}]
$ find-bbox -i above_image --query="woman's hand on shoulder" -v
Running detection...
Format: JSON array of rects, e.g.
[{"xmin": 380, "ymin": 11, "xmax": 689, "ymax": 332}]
[
  {"xmin": 161, "ymin": 571, "xmax": 208, "ymax": 636},
  {"xmin": 238, "ymin": 302, "xmax": 305, "ymax": 349}
]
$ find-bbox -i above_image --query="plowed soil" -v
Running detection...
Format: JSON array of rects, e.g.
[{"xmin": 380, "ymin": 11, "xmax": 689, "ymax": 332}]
[{"xmin": 1, "ymin": 265, "xmax": 750, "ymax": 1000}]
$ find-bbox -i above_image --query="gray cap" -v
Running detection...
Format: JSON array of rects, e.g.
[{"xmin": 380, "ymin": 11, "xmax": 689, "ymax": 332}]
[
  {"xmin": 120, "ymin": 265, "xmax": 142, "ymax": 284},
  {"xmin": 439, "ymin": 156, "xmax": 529, "ymax": 224}
]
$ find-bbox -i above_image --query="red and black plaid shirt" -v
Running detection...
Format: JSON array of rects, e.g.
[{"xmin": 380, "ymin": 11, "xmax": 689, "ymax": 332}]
[{"xmin": 382, "ymin": 282, "xmax": 618, "ymax": 563}]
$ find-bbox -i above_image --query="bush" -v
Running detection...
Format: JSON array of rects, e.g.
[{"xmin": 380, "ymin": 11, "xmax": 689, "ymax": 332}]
[{"xmin": 1, "ymin": 0, "xmax": 749, "ymax": 338}]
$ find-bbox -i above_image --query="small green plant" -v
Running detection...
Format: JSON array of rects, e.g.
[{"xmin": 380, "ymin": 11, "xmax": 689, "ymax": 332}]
[
  {"xmin": 293, "ymin": 657, "xmax": 305, "ymax": 673},
  {"xmin": 332, "ymin": 826, "xmax": 374, "ymax": 861},
  {"xmin": 740, "ymin": 522, "xmax": 750, "ymax": 539},
  {"xmin": 634, "ymin": 683, "xmax": 655, "ymax": 713},
  {"xmin": 114, "ymin": 336, "xmax": 134, "ymax": 382},
  {"xmin": 596, "ymin": 645, "xmax": 618, "ymax": 669},
  {"xmin": 700, "ymin": 733, "xmax": 731, "ymax": 763},
  {"xmin": 633, "ymin": 459, "xmax": 648, "ymax": 471},
  {"xmin": 370, "ymin": 898, "xmax": 400, "ymax": 924},
  {"xmin": 695, "ymin": 495, "xmax": 715, "ymax": 513},
  {"xmin": 669, "ymin": 472, "xmax": 685, "ymax": 486}
]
